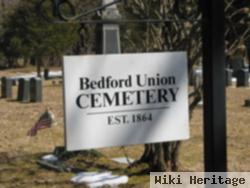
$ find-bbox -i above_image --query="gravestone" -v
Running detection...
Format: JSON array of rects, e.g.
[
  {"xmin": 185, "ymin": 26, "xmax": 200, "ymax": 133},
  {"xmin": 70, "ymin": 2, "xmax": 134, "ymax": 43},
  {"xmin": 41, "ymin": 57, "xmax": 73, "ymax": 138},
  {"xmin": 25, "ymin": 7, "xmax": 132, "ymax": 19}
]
[
  {"xmin": 228, "ymin": 57, "xmax": 245, "ymax": 77},
  {"xmin": 225, "ymin": 68, "xmax": 233, "ymax": 86},
  {"xmin": 103, "ymin": 25, "xmax": 121, "ymax": 53},
  {"xmin": 17, "ymin": 78, "xmax": 30, "ymax": 102},
  {"xmin": 236, "ymin": 69, "xmax": 249, "ymax": 87},
  {"xmin": 246, "ymin": 41, "xmax": 250, "ymax": 73},
  {"xmin": 192, "ymin": 68, "xmax": 203, "ymax": 89},
  {"xmin": 30, "ymin": 77, "xmax": 42, "ymax": 102},
  {"xmin": 12, "ymin": 79, "xmax": 17, "ymax": 86},
  {"xmin": 1, "ymin": 77, "xmax": 12, "ymax": 98},
  {"xmin": 101, "ymin": 0, "xmax": 121, "ymax": 54},
  {"xmin": 44, "ymin": 69, "xmax": 50, "ymax": 80}
]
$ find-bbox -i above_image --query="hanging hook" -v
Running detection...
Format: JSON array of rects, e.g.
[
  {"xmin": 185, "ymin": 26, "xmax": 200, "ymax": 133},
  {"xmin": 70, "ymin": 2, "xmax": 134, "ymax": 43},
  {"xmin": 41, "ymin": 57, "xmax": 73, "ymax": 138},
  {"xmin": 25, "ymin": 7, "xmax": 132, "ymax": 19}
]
[{"xmin": 37, "ymin": 0, "xmax": 75, "ymax": 22}]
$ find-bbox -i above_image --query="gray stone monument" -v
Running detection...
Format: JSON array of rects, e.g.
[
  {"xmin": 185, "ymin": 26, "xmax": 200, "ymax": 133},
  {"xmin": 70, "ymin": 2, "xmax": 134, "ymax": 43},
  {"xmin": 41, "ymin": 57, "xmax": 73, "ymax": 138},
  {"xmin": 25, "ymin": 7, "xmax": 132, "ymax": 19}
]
[
  {"xmin": 225, "ymin": 68, "xmax": 233, "ymax": 86},
  {"xmin": 1, "ymin": 77, "xmax": 12, "ymax": 99},
  {"xmin": 101, "ymin": 0, "xmax": 121, "ymax": 54},
  {"xmin": 192, "ymin": 68, "xmax": 203, "ymax": 89},
  {"xmin": 236, "ymin": 69, "xmax": 249, "ymax": 87},
  {"xmin": 30, "ymin": 77, "xmax": 42, "ymax": 102},
  {"xmin": 17, "ymin": 78, "xmax": 30, "ymax": 102}
]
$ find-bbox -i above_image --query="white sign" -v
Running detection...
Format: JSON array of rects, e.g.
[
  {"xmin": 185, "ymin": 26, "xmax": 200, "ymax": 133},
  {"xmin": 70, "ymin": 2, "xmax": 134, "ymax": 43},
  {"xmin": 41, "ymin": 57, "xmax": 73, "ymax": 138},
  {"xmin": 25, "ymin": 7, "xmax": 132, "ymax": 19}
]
[{"xmin": 63, "ymin": 52, "xmax": 189, "ymax": 151}]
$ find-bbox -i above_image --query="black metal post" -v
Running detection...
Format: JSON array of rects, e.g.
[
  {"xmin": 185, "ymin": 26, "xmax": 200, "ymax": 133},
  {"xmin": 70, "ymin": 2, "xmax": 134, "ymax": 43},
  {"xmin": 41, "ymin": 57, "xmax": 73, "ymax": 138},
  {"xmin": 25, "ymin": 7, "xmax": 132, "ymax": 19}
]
[{"xmin": 201, "ymin": 0, "xmax": 227, "ymax": 171}]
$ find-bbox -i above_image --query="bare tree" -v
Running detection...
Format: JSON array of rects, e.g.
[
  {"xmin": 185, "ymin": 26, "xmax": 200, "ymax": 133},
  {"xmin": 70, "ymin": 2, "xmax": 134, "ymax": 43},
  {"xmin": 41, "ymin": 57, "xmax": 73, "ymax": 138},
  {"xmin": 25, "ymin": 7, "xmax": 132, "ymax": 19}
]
[{"xmin": 121, "ymin": 0, "xmax": 249, "ymax": 171}]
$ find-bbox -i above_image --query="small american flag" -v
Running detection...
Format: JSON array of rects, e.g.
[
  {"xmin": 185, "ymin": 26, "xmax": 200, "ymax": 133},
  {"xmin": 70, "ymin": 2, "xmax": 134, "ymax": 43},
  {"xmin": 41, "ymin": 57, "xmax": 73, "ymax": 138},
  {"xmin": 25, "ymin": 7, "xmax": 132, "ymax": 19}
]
[{"xmin": 27, "ymin": 109, "xmax": 54, "ymax": 137}]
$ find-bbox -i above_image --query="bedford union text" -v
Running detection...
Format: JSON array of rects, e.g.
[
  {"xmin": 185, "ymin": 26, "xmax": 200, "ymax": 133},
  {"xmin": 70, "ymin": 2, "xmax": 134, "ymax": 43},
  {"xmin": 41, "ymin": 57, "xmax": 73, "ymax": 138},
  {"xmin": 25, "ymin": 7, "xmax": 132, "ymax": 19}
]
[{"xmin": 79, "ymin": 74, "xmax": 176, "ymax": 90}]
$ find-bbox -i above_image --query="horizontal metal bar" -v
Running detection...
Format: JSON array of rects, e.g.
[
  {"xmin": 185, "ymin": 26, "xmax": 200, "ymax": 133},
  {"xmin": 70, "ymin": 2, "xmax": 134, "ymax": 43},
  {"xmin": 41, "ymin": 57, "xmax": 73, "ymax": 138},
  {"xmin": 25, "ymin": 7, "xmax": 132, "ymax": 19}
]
[
  {"xmin": 52, "ymin": 18, "xmax": 245, "ymax": 26},
  {"xmin": 54, "ymin": 18, "xmax": 201, "ymax": 24},
  {"xmin": 63, "ymin": 0, "xmax": 123, "ymax": 21}
]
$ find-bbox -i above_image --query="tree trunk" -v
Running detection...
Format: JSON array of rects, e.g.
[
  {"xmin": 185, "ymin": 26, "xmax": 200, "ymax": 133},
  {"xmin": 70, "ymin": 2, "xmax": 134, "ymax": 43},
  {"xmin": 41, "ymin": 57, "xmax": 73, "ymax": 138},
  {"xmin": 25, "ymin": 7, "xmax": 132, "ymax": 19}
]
[
  {"xmin": 139, "ymin": 144, "xmax": 155, "ymax": 163},
  {"xmin": 23, "ymin": 58, "xmax": 29, "ymax": 67},
  {"xmin": 36, "ymin": 57, "xmax": 42, "ymax": 77},
  {"xmin": 7, "ymin": 58, "xmax": 15, "ymax": 68},
  {"xmin": 151, "ymin": 143, "xmax": 167, "ymax": 171},
  {"xmin": 137, "ymin": 142, "xmax": 181, "ymax": 172}
]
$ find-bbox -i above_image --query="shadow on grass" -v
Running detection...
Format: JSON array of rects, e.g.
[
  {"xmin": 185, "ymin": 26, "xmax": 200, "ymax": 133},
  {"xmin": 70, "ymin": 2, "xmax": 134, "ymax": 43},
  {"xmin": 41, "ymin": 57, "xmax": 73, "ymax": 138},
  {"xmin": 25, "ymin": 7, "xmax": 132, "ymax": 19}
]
[
  {"xmin": 0, "ymin": 151, "xmax": 149, "ymax": 187},
  {"xmin": 0, "ymin": 152, "xmax": 77, "ymax": 187},
  {"xmin": 6, "ymin": 98, "xmax": 32, "ymax": 103}
]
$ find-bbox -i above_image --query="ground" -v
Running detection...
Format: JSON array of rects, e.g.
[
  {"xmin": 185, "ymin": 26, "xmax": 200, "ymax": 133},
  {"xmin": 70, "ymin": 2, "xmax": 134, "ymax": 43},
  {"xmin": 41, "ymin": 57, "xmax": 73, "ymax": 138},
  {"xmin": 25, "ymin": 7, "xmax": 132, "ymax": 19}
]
[{"xmin": 0, "ymin": 67, "xmax": 249, "ymax": 187}]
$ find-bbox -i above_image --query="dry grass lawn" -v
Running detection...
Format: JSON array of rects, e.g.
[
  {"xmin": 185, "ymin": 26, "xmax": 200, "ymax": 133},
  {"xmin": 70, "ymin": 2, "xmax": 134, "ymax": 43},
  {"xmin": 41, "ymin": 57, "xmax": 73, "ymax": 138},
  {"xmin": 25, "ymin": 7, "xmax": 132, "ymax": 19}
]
[{"xmin": 0, "ymin": 68, "xmax": 249, "ymax": 187}]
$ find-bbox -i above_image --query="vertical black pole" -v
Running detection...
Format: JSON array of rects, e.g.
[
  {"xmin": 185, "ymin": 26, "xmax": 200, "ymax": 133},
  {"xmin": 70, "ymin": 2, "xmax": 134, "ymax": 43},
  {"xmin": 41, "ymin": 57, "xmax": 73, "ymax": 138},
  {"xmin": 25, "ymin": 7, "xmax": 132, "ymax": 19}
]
[{"xmin": 201, "ymin": 0, "xmax": 227, "ymax": 171}]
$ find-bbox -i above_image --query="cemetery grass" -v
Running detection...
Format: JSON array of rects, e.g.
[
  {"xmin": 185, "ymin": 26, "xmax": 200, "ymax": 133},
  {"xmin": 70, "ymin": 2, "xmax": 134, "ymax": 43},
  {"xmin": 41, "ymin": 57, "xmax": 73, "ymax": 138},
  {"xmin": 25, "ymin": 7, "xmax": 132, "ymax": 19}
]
[{"xmin": 0, "ymin": 68, "xmax": 250, "ymax": 187}]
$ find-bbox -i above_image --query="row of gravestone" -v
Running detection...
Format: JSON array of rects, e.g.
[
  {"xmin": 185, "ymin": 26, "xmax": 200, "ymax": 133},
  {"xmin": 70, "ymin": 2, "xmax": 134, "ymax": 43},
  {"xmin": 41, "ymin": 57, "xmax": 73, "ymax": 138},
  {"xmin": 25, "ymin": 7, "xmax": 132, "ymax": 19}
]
[
  {"xmin": 1, "ymin": 77, "xmax": 42, "ymax": 102},
  {"xmin": 191, "ymin": 68, "xmax": 250, "ymax": 88}
]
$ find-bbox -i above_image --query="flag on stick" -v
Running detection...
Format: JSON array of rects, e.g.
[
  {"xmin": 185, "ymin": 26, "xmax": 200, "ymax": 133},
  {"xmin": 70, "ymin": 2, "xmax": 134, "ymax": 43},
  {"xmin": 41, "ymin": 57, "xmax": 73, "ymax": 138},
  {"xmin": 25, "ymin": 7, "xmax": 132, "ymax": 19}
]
[{"xmin": 27, "ymin": 109, "xmax": 54, "ymax": 136}]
